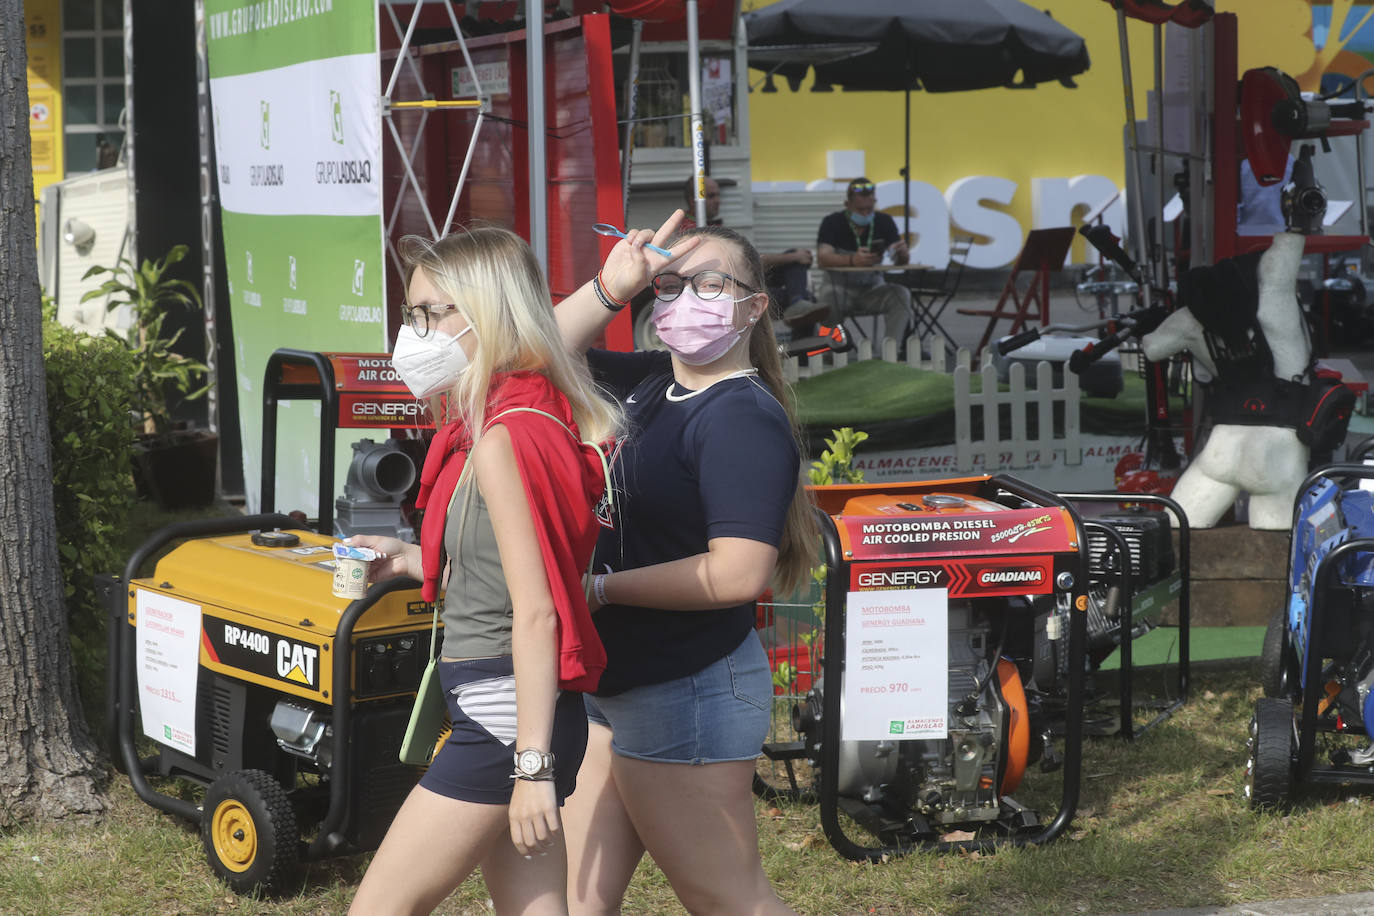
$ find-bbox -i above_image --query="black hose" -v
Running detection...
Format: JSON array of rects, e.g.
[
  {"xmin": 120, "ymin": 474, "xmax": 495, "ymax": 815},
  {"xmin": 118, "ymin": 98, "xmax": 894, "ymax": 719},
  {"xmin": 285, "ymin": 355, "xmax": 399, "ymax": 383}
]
[{"xmin": 963, "ymin": 612, "xmax": 1011, "ymax": 713}]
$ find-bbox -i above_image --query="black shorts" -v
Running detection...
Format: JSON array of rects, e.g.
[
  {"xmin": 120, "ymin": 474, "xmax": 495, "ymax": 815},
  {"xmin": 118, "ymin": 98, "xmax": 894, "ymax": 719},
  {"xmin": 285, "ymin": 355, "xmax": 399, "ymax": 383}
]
[{"xmin": 418, "ymin": 656, "xmax": 587, "ymax": 805}]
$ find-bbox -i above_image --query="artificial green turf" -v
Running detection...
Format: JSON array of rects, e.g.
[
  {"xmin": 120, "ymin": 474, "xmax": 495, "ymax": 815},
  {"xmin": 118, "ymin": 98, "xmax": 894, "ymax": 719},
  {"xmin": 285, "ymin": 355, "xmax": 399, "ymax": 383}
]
[
  {"xmin": 1097, "ymin": 625, "xmax": 1264, "ymax": 670},
  {"xmin": 793, "ymin": 360, "xmax": 974, "ymax": 428},
  {"xmin": 794, "ymin": 359, "xmax": 1187, "ymax": 435}
]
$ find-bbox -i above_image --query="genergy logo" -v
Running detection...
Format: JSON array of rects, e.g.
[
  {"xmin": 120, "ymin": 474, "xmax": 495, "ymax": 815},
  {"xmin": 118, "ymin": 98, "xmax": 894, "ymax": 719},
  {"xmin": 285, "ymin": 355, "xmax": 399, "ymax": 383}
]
[
  {"xmin": 856, "ymin": 569, "xmax": 944, "ymax": 588},
  {"xmin": 353, "ymin": 401, "xmax": 422, "ymax": 417}
]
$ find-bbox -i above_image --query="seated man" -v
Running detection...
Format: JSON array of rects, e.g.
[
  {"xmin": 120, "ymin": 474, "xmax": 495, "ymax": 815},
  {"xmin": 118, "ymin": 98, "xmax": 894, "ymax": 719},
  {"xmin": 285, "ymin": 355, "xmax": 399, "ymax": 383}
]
[
  {"xmin": 681, "ymin": 176, "xmax": 819, "ymax": 322},
  {"xmin": 800, "ymin": 176, "xmax": 912, "ymax": 347}
]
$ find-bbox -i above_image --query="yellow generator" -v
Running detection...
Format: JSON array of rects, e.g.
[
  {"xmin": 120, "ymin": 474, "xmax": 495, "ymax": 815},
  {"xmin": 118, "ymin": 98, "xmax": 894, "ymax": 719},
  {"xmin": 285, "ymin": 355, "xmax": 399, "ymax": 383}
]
[{"xmin": 100, "ymin": 514, "xmax": 436, "ymax": 893}]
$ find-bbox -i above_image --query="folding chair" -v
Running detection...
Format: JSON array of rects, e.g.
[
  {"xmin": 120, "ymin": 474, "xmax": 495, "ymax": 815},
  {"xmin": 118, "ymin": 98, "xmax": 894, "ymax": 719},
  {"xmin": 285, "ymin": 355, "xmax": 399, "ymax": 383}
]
[
  {"xmin": 958, "ymin": 227, "xmax": 1075, "ymax": 357},
  {"xmin": 902, "ymin": 235, "xmax": 971, "ymax": 356}
]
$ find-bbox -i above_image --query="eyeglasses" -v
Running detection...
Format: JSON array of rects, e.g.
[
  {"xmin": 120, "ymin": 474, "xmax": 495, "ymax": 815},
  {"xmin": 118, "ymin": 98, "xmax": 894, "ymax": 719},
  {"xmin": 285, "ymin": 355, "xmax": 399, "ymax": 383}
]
[
  {"xmin": 651, "ymin": 270, "xmax": 759, "ymax": 302},
  {"xmin": 402, "ymin": 302, "xmax": 460, "ymax": 338},
  {"xmin": 848, "ymin": 181, "xmax": 875, "ymax": 194}
]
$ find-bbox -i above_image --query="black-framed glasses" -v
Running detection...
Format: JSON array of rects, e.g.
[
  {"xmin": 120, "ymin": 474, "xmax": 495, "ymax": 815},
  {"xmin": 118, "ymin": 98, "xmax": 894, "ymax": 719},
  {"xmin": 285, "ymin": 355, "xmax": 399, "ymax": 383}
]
[
  {"xmin": 848, "ymin": 180, "xmax": 875, "ymax": 194},
  {"xmin": 402, "ymin": 302, "xmax": 459, "ymax": 338},
  {"xmin": 651, "ymin": 270, "xmax": 759, "ymax": 302}
]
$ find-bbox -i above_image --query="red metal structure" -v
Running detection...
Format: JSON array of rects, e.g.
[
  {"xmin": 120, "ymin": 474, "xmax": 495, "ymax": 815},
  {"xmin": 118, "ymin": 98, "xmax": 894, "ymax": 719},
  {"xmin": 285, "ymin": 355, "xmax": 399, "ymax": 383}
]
[
  {"xmin": 381, "ymin": 12, "xmax": 632, "ymax": 348},
  {"xmin": 1104, "ymin": 0, "xmax": 1213, "ymax": 28},
  {"xmin": 1209, "ymin": 13, "xmax": 1369, "ymax": 261}
]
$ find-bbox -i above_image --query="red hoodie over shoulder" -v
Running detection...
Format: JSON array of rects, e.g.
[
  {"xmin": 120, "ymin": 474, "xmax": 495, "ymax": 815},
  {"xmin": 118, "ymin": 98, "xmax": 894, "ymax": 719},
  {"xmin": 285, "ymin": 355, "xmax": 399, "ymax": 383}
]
[{"xmin": 415, "ymin": 371, "xmax": 607, "ymax": 693}]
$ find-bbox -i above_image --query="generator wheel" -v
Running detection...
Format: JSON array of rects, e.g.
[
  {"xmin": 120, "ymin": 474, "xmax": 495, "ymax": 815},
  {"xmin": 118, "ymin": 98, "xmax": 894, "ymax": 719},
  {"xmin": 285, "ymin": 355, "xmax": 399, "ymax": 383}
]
[
  {"xmin": 1260, "ymin": 607, "xmax": 1291, "ymax": 698},
  {"xmin": 1245, "ymin": 698, "xmax": 1295, "ymax": 810},
  {"xmin": 202, "ymin": 769, "xmax": 298, "ymax": 894}
]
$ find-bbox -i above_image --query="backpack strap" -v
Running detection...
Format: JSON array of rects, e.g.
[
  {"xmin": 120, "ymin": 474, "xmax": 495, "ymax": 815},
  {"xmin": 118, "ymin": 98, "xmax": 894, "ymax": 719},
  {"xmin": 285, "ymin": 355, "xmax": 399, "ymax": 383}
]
[
  {"xmin": 485, "ymin": 407, "xmax": 616, "ymax": 596},
  {"xmin": 486, "ymin": 407, "xmax": 614, "ymax": 514}
]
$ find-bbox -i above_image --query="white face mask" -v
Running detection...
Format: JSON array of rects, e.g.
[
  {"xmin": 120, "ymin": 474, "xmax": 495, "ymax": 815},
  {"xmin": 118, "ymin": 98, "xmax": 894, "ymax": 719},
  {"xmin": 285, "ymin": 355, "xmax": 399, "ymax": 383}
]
[{"xmin": 390, "ymin": 323, "xmax": 474, "ymax": 398}]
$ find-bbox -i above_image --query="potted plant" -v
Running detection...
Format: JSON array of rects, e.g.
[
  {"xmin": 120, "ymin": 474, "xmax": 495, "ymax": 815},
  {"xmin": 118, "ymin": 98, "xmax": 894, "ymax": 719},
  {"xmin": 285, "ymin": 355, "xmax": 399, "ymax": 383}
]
[{"xmin": 81, "ymin": 245, "xmax": 216, "ymax": 509}]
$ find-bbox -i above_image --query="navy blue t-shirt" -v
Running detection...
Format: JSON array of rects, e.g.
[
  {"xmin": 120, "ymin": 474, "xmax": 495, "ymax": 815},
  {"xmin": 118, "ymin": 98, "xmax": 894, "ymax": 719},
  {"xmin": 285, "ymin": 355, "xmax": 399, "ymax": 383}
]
[
  {"xmin": 587, "ymin": 349, "xmax": 800, "ymax": 694},
  {"xmin": 816, "ymin": 209, "xmax": 901, "ymax": 256}
]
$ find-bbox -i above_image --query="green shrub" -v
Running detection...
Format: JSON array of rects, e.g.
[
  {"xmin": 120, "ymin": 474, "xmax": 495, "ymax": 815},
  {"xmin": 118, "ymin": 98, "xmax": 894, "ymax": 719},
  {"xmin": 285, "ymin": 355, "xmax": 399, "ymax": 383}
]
[
  {"xmin": 42, "ymin": 299, "xmax": 138, "ymax": 711},
  {"xmin": 81, "ymin": 245, "xmax": 207, "ymax": 439},
  {"xmin": 809, "ymin": 426, "xmax": 869, "ymax": 485}
]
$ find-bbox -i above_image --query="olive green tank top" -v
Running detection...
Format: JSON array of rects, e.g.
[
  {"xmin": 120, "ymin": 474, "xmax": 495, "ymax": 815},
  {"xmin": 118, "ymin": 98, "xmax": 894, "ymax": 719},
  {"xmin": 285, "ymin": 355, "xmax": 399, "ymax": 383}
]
[{"xmin": 440, "ymin": 476, "xmax": 512, "ymax": 659}]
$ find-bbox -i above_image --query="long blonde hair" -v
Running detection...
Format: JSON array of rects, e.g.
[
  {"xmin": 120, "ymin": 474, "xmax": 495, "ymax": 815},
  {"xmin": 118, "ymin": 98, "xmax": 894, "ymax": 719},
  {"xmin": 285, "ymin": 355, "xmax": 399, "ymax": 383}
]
[
  {"xmin": 667, "ymin": 225, "xmax": 818, "ymax": 596},
  {"xmin": 400, "ymin": 227, "xmax": 623, "ymax": 449}
]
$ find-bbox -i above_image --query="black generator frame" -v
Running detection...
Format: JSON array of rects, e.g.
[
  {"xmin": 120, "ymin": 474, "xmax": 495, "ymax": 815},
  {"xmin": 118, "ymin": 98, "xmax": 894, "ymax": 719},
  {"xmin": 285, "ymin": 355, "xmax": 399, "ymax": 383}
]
[
  {"xmin": 1283, "ymin": 464, "xmax": 1374, "ymax": 795},
  {"xmin": 1059, "ymin": 492, "xmax": 1192, "ymax": 740},
  {"xmin": 812, "ymin": 474, "xmax": 1091, "ymax": 861}
]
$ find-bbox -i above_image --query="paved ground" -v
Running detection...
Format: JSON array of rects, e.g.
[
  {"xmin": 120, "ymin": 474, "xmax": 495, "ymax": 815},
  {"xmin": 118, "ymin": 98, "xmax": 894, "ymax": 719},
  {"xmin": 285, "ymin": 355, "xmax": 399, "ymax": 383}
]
[{"xmin": 1124, "ymin": 891, "xmax": 1374, "ymax": 915}]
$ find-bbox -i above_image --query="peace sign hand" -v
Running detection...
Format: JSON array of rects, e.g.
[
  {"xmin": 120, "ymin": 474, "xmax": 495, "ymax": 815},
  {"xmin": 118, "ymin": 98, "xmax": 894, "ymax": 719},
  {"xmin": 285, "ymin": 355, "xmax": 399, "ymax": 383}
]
[{"xmin": 599, "ymin": 210, "xmax": 701, "ymax": 304}]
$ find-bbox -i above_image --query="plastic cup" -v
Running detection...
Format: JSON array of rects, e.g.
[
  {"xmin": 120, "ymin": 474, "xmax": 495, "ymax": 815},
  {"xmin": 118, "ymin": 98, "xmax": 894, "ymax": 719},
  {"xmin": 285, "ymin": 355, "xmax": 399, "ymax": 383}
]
[{"xmin": 332, "ymin": 557, "xmax": 371, "ymax": 600}]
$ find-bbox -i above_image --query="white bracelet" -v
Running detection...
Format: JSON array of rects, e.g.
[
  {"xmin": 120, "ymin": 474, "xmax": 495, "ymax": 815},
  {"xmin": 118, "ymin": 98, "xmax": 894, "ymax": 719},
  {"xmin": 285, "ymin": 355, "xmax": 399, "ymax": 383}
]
[{"xmin": 593, "ymin": 573, "xmax": 609, "ymax": 608}]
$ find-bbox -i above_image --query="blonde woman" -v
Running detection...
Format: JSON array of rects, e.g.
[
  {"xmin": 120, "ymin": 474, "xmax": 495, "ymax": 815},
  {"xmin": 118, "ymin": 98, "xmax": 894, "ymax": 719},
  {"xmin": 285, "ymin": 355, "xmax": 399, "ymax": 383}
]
[
  {"xmin": 349, "ymin": 227, "xmax": 622, "ymax": 916},
  {"xmin": 557, "ymin": 214, "xmax": 813, "ymax": 915}
]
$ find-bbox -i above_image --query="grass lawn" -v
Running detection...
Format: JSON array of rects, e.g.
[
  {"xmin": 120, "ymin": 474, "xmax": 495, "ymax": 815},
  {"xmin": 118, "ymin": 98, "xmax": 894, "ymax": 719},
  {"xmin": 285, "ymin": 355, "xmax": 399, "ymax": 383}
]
[
  {"xmin": 12, "ymin": 503, "xmax": 1369, "ymax": 914},
  {"xmin": 5, "ymin": 662, "xmax": 1374, "ymax": 915}
]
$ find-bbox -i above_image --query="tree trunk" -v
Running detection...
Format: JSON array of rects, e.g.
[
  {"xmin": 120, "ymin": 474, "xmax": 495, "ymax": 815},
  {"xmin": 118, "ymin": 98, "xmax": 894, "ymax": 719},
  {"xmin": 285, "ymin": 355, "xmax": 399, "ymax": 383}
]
[{"xmin": 0, "ymin": 0, "xmax": 106, "ymax": 823}]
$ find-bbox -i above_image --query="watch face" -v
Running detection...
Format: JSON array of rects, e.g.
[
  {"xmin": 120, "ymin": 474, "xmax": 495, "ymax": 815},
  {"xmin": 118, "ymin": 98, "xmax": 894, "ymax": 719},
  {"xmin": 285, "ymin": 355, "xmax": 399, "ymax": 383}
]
[{"xmin": 518, "ymin": 750, "xmax": 543, "ymax": 773}]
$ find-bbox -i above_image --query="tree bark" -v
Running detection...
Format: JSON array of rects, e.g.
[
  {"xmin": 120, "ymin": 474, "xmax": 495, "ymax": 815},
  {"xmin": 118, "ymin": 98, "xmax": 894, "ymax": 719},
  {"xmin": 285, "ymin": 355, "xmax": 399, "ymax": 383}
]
[{"xmin": 0, "ymin": 0, "xmax": 106, "ymax": 823}]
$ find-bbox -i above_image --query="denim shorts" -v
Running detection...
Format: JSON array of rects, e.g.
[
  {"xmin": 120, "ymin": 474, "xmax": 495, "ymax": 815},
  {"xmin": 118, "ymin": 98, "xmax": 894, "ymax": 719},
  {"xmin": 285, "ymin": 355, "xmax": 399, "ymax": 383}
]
[
  {"xmin": 419, "ymin": 657, "xmax": 587, "ymax": 805},
  {"xmin": 584, "ymin": 631, "xmax": 771, "ymax": 764}
]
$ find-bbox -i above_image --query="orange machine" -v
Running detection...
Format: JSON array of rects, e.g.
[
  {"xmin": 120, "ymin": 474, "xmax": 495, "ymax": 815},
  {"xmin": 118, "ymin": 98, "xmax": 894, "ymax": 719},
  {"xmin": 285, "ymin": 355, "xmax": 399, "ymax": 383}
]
[{"xmin": 773, "ymin": 475, "xmax": 1187, "ymax": 860}]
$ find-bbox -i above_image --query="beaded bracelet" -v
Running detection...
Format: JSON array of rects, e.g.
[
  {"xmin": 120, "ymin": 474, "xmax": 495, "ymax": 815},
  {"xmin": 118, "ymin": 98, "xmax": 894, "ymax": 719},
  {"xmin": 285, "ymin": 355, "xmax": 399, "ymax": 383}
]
[{"xmin": 592, "ymin": 275, "xmax": 628, "ymax": 313}]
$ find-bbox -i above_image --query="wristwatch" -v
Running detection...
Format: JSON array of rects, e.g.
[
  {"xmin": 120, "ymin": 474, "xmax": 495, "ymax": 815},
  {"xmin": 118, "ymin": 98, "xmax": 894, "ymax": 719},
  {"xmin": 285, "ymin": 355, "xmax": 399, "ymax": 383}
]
[{"xmin": 512, "ymin": 748, "xmax": 556, "ymax": 780}]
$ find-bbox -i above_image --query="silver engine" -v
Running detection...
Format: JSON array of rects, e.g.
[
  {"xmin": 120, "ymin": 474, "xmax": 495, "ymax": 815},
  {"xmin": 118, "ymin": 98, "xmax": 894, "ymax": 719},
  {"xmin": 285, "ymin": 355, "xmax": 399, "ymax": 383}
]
[{"xmin": 795, "ymin": 603, "xmax": 1024, "ymax": 828}]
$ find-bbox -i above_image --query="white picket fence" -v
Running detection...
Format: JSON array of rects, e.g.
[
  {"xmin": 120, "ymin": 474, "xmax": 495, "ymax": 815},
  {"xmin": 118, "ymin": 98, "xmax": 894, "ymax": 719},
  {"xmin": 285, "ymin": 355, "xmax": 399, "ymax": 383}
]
[
  {"xmin": 954, "ymin": 358, "xmax": 1082, "ymax": 472},
  {"xmin": 790, "ymin": 334, "xmax": 1083, "ymax": 475},
  {"xmin": 782, "ymin": 334, "xmax": 956, "ymax": 381}
]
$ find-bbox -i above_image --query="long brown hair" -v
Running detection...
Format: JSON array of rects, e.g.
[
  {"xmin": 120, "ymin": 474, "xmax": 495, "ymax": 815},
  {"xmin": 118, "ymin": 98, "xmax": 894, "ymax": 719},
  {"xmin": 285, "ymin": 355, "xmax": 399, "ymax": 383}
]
[{"xmin": 668, "ymin": 225, "xmax": 818, "ymax": 596}]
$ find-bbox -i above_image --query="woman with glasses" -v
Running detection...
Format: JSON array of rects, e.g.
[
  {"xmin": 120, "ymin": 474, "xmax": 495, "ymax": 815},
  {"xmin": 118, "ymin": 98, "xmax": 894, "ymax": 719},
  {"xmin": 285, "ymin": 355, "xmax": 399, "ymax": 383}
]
[
  {"xmin": 555, "ymin": 214, "xmax": 813, "ymax": 915},
  {"xmin": 348, "ymin": 227, "xmax": 622, "ymax": 915}
]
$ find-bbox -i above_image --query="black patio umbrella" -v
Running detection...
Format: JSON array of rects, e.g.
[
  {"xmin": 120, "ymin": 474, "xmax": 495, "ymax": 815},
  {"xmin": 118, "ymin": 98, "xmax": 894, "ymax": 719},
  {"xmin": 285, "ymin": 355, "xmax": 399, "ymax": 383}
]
[{"xmin": 744, "ymin": 0, "xmax": 1091, "ymax": 229}]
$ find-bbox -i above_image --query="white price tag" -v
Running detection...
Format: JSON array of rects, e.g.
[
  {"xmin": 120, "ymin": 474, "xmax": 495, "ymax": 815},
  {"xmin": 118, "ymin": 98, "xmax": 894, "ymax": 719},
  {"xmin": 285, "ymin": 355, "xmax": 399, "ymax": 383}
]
[
  {"xmin": 842, "ymin": 587, "xmax": 948, "ymax": 740},
  {"xmin": 135, "ymin": 591, "xmax": 202, "ymax": 755}
]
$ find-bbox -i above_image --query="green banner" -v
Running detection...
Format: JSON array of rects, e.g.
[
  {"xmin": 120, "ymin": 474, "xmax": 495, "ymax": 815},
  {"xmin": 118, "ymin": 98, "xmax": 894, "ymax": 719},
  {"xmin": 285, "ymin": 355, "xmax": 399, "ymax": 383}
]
[
  {"xmin": 206, "ymin": 0, "xmax": 384, "ymax": 520},
  {"xmin": 205, "ymin": 0, "xmax": 374, "ymax": 77}
]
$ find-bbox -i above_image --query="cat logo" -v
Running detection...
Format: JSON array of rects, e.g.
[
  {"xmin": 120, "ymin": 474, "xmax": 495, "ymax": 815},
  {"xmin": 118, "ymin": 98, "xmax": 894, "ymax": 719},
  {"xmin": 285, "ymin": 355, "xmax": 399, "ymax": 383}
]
[
  {"xmin": 276, "ymin": 640, "xmax": 318, "ymax": 687},
  {"xmin": 203, "ymin": 614, "xmax": 321, "ymax": 692}
]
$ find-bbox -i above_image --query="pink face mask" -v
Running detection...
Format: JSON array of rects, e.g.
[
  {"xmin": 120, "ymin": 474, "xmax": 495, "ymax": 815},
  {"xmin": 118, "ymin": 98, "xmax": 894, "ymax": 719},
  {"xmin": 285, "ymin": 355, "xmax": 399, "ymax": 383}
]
[{"xmin": 651, "ymin": 288, "xmax": 750, "ymax": 366}]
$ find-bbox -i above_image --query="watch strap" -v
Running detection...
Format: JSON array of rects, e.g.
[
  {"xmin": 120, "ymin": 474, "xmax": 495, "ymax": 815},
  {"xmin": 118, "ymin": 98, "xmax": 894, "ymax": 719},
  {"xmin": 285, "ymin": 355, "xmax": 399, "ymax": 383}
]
[{"xmin": 512, "ymin": 748, "xmax": 555, "ymax": 780}]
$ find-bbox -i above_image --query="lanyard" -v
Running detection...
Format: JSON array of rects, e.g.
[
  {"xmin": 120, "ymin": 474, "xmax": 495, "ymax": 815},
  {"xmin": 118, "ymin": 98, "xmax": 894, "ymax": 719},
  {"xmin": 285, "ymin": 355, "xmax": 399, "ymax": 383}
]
[{"xmin": 848, "ymin": 215, "xmax": 874, "ymax": 251}]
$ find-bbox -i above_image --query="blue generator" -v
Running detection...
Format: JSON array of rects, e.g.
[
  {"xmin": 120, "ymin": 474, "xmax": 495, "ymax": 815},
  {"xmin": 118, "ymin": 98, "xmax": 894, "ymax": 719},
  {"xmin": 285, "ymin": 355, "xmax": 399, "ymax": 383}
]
[{"xmin": 1249, "ymin": 465, "xmax": 1374, "ymax": 807}]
